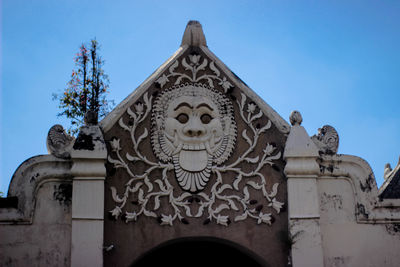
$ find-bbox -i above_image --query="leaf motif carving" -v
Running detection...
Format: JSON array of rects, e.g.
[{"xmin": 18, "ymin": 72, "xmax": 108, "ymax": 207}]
[
  {"xmin": 269, "ymin": 183, "xmax": 279, "ymax": 198},
  {"xmin": 209, "ymin": 61, "xmax": 220, "ymax": 76},
  {"xmin": 233, "ymin": 174, "xmax": 243, "ymax": 191},
  {"xmin": 126, "ymin": 152, "xmax": 140, "ymax": 162},
  {"xmin": 175, "ymin": 76, "xmax": 183, "ymax": 85},
  {"xmin": 240, "ymin": 93, "xmax": 246, "ymax": 109},
  {"xmin": 197, "ymin": 58, "xmax": 208, "ymax": 71},
  {"xmin": 243, "ymin": 186, "xmax": 250, "ymax": 201},
  {"xmin": 227, "ymin": 199, "xmax": 239, "ymax": 211},
  {"xmin": 182, "ymin": 58, "xmax": 191, "ymax": 70},
  {"xmin": 217, "ymin": 184, "xmax": 233, "ymax": 194},
  {"xmin": 267, "ymin": 151, "xmax": 282, "ymax": 162},
  {"xmin": 118, "ymin": 117, "xmax": 130, "ymax": 131},
  {"xmin": 244, "ymin": 156, "xmax": 259, "ymax": 164},
  {"xmin": 127, "ymin": 107, "xmax": 137, "ymax": 121},
  {"xmin": 247, "ymin": 181, "xmax": 262, "ymax": 190},
  {"xmin": 215, "ymin": 204, "xmax": 230, "ymax": 213},
  {"xmin": 251, "ymin": 110, "xmax": 263, "ymax": 122},
  {"xmin": 259, "ymin": 120, "xmax": 272, "ymax": 133},
  {"xmin": 110, "ymin": 187, "xmax": 124, "ymax": 203},
  {"xmin": 128, "ymin": 182, "xmax": 143, "ymax": 193},
  {"xmin": 143, "ymin": 210, "xmax": 157, "ymax": 218},
  {"xmin": 144, "ymin": 176, "xmax": 153, "ymax": 192},
  {"xmin": 137, "ymin": 128, "xmax": 148, "ymax": 145},
  {"xmin": 234, "ymin": 212, "xmax": 247, "ymax": 222},
  {"xmin": 154, "ymin": 179, "xmax": 166, "ymax": 191},
  {"xmin": 242, "ymin": 129, "xmax": 252, "ymax": 146},
  {"xmin": 143, "ymin": 92, "xmax": 152, "ymax": 109},
  {"xmin": 138, "ymin": 189, "xmax": 144, "ymax": 203},
  {"xmin": 207, "ymin": 77, "xmax": 213, "ymax": 88},
  {"xmin": 169, "ymin": 60, "xmax": 179, "ymax": 73},
  {"xmin": 195, "ymin": 204, "xmax": 206, "ymax": 217},
  {"xmin": 108, "ymin": 155, "xmax": 122, "ymax": 166},
  {"xmin": 154, "ymin": 196, "xmax": 161, "ymax": 210}
]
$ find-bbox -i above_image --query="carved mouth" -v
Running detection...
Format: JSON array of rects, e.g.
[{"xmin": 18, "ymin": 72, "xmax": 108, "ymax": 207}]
[{"xmin": 163, "ymin": 131, "xmax": 223, "ymax": 155}]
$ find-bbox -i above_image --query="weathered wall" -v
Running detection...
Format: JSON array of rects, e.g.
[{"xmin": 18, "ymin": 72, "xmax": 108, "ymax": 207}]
[
  {"xmin": 0, "ymin": 181, "xmax": 72, "ymax": 267},
  {"xmin": 318, "ymin": 177, "xmax": 400, "ymax": 267},
  {"xmin": 284, "ymin": 118, "xmax": 400, "ymax": 267}
]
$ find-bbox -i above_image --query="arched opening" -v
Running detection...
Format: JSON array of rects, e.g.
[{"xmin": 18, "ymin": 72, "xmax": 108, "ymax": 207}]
[{"xmin": 131, "ymin": 237, "xmax": 266, "ymax": 267}]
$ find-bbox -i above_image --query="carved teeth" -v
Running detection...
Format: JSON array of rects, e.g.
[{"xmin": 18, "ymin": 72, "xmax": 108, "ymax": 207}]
[
  {"xmin": 173, "ymin": 132, "xmax": 179, "ymax": 147},
  {"xmin": 181, "ymin": 143, "xmax": 206, "ymax": 151},
  {"xmin": 210, "ymin": 135, "xmax": 215, "ymax": 149},
  {"xmin": 173, "ymin": 143, "xmax": 183, "ymax": 155}
]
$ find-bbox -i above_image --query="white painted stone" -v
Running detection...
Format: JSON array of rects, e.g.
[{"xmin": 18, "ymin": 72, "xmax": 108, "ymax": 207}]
[
  {"xmin": 290, "ymin": 219, "xmax": 324, "ymax": 267},
  {"xmin": 284, "ymin": 122, "xmax": 324, "ymax": 267},
  {"xmin": 284, "ymin": 125, "xmax": 319, "ymax": 159},
  {"xmin": 72, "ymin": 179, "xmax": 104, "ymax": 220},
  {"xmin": 71, "ymin": 220, "xmax": 103, "ymax": 267},
  {"xmin": 288, "ymin": 178, "xmax": 320, "ymax": 219},
  {"xmin": 70, "ymin": 125, "xmax": 106, "ymax": 267}
]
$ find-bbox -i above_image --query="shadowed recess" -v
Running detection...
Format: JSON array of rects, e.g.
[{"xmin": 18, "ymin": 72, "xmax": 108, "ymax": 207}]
[{"xmin": 131, "ymin": 237, "xmax": 267, "ymax": 267}]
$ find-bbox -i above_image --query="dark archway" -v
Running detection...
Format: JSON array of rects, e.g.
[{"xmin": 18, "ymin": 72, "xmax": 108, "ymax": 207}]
[{"xmin": 131, "ymin": 237, "xmax": 267, "ymax": 267}]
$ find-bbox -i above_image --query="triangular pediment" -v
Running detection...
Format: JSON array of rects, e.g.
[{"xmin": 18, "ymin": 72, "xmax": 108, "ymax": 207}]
[
  {"xmin": 100, "ymin": 22, "xmax": 290, "ymax": 134},
  {"xmin": 102, "ymin": 21, "xmax": 290, "ymax": 266}
]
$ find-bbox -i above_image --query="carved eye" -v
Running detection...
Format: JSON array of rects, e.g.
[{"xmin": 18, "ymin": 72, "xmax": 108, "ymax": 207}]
[
  {"xmin": 176, "ymin": 113, "xmax": 189, "ymax": 124},
  {"xmin": 200, "ymin": 114, "xmax": 212, "ymax": 124}
]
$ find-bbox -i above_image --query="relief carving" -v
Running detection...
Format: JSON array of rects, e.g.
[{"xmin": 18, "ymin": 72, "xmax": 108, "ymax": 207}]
[
  {"xmin": 311, "ymin": 125, "xmax": 339, "ymax": 154},
  {"xmin": 151, "ymin": 84, "xmax": 236, "ymax": 192},
  {"xmin": 108, "ymin": 55, "xmax": 284, "ymax": 226},
  {"xmin": 46, "ymin": 124, "xmax": 74, "ymax": 159}
]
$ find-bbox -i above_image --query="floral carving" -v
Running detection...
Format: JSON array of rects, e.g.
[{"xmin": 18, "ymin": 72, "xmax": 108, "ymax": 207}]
[
  {"xmin": 108, "ymin": 84, "xmax": 284, "ymax": 226},
  {"xmin": 156, "ymin": 55, "xmax": 234, "ymax": 93}
]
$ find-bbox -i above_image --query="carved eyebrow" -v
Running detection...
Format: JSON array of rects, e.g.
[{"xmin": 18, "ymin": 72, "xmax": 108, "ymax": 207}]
[
  {"xmin": 196, "ymin": 103, "xmax": 214, "ymax": 111},
  {"xmin": 174, "ymin": 102, "xmax": 193, "ymax": 111}
]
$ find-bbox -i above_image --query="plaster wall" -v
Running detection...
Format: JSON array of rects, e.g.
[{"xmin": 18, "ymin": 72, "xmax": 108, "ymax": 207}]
[
  {"xmin": 0, "ymin": 181, "xmax": 72, "ymax": 267},
  {"xmin": 318, "ymin": 178, "xmax": 400, "ymax": 267}
]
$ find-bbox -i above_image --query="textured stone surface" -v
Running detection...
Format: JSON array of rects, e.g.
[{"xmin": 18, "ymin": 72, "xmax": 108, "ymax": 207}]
[
  {"xmin": 0, "ymin": 182, "xmax": 72, "ymax": 267},
  {"xmin": 102, "ymin": 41, "xmax": 289, "ymax": 266}
]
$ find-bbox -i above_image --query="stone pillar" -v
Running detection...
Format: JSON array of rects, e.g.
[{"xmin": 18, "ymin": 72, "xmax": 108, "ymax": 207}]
[
  {"xmin": 284, "ymin": 112, "xmax": 324, "ymax": 267},
  {"xmin": 70, "ymin": 126, "xmax": 107, "ymax": 267}
]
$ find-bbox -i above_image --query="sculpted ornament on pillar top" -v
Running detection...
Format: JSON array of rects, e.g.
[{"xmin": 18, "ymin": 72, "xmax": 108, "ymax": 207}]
[{"xmin": 108, "ymin": 55, "xmax": 284, "ymax": 226}]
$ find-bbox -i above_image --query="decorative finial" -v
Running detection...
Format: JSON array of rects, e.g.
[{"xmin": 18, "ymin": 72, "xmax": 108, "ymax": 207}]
[
  {"xmin": 46, "ymin": 124, "xmax": 74, "ymax": 159},
  {"xmin": 384, "ymin": 163, "xmax": 392, "ymax": 180},
  {"xmin": 289, "ymin": 110, "xmax": 302, "ymax": 126},
  {"xmin": 311, "ymin": 125, "xmax": 339, "ymax": 155},
  {"xmin": 181, "ymin": 20, "xmax": 207, "ymax": 47}
]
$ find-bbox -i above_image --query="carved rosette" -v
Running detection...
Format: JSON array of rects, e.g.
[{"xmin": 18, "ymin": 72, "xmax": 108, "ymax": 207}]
[{"xmin": 108, "ymin": 54, "xmax": 284, "ymax": 226}]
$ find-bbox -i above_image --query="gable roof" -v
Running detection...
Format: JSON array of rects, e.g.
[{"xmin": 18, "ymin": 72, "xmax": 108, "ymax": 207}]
[{"xmin": 100, "ymin": 21, "xmax": 290, "ymax": 134}]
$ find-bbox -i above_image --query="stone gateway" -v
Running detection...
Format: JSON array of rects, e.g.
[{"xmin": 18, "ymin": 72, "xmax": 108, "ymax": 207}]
[{"xmin": 1, "ymin": 21, "xmax": 400, "ymax": 267}]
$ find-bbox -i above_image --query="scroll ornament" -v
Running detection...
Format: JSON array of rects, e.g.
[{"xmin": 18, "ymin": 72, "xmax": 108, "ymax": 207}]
[{"xmin": 108, "ymin": 55, "xmax": 284, "ymax": 227}]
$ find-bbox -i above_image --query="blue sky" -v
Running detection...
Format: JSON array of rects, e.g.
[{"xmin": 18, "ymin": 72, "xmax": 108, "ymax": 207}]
[{"xmin": 1, "ymin": 0, "xmax": 399, "ymax": 194}]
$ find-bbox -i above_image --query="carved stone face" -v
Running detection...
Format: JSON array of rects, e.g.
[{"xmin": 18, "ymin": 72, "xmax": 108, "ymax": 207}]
[{"xmin": 151, "ymin": 84, "xmax": 236, "ymax": 192}]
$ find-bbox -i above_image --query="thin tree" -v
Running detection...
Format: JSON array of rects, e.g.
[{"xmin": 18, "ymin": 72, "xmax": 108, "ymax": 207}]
[{"xmin": 53, "ymin": 39, "xmax": 113, "ymax": 135}]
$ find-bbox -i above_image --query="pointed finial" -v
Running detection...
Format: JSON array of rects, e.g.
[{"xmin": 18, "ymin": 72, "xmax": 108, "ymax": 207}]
[{"xmin": 181, "ymin": 20, "xmax": 207, "ymax": 47}]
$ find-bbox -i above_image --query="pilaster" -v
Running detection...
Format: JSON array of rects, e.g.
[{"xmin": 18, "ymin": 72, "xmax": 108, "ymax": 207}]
[
  {"xmin": 70, "ymin": 126, "xmax": 107, "ymax": 267},
  {"xmin": 284, "ymin": 112, "xmax": 324, "ymax": 267}
]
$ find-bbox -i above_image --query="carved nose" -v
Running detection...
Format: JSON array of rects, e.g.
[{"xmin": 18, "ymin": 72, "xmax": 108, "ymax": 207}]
[{"xmin": 183, "ymin": 122, "xmax": 205, "ymax": 137}]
